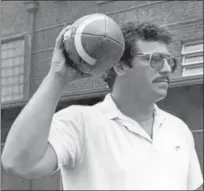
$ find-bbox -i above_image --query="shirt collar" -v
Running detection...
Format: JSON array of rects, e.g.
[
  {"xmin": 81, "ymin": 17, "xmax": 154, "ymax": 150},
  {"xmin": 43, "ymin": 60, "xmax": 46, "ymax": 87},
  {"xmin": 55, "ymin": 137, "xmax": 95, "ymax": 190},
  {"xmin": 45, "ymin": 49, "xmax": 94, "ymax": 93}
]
[
  {"xmin": 100, "ymin": 93, "xmax": 167, "ymax": 124},
  {"xmin": 100, "ymin": 93, "xmax": 122, "ymax": 120}
]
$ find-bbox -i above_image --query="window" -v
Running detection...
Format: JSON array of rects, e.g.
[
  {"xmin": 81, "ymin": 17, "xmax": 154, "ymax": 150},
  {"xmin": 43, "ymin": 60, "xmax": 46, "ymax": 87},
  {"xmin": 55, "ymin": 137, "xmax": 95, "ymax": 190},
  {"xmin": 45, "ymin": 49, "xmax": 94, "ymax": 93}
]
[
  {"xmin": 1, "ymin": 38, "xmax": 25, "ymax": 103},
  {"xmin": 181, "ymin": 41, "xmax": 203, "ymax": 77}
]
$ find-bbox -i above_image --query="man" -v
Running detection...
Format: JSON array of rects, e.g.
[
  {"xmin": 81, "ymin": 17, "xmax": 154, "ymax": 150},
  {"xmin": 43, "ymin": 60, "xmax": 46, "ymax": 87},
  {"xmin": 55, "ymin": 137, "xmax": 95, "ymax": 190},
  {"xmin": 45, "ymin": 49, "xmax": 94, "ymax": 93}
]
[{"xmin": 2, "ymin": 22, "xmax": 203, "ymax": 190}]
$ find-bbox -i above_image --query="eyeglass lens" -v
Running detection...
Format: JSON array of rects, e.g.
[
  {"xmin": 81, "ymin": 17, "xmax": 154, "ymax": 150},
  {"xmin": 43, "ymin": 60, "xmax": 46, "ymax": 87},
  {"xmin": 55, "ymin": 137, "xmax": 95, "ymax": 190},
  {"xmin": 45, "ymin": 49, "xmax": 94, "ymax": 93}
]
[{"xmin": 150, "ymin": 52, "xmax": 177, "ymax": 72}]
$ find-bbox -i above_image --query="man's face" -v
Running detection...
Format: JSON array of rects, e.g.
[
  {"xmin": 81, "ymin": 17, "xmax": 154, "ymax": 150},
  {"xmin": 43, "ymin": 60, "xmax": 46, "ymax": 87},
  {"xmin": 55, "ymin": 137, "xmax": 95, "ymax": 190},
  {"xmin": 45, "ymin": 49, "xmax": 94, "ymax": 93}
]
[{"xmin": 124, "ymin": 40, "xmax": 172, "ymax": 103}]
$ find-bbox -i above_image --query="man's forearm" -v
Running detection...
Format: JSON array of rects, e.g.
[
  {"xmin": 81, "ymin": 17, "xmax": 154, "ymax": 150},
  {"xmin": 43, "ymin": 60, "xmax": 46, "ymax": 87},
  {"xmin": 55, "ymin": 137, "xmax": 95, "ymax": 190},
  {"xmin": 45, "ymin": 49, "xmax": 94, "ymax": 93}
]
[{"xmin": 1, "ymin": 74, "xmax": 65, "ymax": 173}]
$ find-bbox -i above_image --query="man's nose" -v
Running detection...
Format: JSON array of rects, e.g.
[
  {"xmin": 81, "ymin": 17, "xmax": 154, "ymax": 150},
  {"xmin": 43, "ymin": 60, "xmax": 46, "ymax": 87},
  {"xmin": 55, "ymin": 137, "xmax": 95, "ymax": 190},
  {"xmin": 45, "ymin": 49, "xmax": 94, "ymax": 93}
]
[{"xmin": 159, "ymin": 59, "xmax": 172, "ymax": 74}]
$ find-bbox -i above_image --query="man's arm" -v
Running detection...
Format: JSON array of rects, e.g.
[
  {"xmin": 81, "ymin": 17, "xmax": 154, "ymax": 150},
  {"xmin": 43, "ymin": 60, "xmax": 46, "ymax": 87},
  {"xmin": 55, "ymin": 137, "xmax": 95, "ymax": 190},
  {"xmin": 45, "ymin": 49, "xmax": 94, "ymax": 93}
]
[{"xmin": 1, "ymin": 26, "xmax": 83, "ymax": 178}]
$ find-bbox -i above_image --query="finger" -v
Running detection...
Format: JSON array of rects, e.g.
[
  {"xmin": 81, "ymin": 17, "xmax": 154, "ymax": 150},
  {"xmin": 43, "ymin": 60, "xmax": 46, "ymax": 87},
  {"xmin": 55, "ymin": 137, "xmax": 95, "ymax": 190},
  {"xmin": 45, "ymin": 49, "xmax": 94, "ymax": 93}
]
[
  {"xmin": 55, "ymin": 25, "xmax": 72, "ymax": 49},
  {"xmin": 55, "ymin": 26, "xmax": 71, "ymax": 49}
]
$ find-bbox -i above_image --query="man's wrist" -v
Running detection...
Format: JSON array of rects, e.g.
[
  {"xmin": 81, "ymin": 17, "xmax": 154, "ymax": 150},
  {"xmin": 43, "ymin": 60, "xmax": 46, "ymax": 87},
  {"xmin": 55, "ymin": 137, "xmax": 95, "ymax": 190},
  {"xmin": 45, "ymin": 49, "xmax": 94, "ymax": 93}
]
[{"xmin": 43, "ymin": 73, "xmax": 68, "ymax": 97}]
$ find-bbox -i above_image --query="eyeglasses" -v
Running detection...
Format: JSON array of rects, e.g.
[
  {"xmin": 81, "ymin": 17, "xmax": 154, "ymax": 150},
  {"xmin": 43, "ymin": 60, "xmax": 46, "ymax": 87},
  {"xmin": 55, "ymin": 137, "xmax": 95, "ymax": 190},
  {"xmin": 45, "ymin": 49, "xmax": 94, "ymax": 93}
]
[{"xmin": 135, "ymin": 52, "xmax": 178, "ymax": 73}]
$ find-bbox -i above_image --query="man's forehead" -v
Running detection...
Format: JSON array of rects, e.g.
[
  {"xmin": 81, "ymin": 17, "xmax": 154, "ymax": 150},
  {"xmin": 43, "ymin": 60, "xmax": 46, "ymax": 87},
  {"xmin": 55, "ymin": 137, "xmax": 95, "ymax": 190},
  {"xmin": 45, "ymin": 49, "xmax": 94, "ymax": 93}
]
[{"xmin": 135, "ymin": 40, "xmax": 169, "ymax": 54}]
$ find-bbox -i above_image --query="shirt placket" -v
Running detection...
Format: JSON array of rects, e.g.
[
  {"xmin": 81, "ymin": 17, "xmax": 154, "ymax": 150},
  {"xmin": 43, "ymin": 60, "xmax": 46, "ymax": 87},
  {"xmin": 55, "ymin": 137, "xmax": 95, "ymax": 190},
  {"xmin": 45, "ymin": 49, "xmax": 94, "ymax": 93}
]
[
  {"xmin": 116, "ymin": 118, "xmax": 153, "ymax": 143},
  {"xmin": 152, "ymin": 114, "xmax": 166, "ymax": 150}
]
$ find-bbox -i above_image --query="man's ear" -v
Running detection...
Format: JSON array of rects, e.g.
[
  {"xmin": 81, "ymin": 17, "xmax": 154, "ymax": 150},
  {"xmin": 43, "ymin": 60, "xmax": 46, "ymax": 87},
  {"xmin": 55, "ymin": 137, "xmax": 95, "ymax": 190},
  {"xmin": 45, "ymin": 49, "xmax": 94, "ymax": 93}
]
[{"xmin": 113, "ymin": 61, "xmax": 130, "ymax": 76}]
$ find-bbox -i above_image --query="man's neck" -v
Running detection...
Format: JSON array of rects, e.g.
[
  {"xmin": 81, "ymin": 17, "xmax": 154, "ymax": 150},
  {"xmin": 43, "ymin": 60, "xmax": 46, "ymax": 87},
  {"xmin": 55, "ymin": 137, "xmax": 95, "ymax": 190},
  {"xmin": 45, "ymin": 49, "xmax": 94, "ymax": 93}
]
[{"xmin": 111, "ymin": 92, "xmax": 155, "ymax": 124}]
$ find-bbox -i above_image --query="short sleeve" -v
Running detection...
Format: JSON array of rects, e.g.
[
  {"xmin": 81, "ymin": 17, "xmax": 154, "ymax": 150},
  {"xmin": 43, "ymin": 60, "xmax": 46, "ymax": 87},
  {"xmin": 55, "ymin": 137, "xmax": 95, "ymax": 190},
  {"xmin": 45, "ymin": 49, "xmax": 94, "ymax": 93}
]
[
  {"xmin": 48, "ymin": 105, "xmax": 85, "ymax": 170},
  {"xmin": 187, "ymin": 131, "xmax": 203, "ymax": 190}
]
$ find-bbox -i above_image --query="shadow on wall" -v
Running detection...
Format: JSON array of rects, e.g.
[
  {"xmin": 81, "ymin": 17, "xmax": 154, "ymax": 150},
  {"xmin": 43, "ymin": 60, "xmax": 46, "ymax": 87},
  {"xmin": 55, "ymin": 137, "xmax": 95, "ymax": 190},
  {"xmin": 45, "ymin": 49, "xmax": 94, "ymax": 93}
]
[{"xmin": 158, "ymin": 84, "xmax": 203, "ymax": 131}]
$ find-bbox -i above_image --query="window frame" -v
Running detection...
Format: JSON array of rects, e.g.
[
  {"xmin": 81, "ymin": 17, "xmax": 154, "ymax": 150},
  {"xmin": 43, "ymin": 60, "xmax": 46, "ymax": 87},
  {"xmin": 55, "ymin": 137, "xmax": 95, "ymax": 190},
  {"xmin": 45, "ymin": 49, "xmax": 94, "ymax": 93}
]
[
  {"xmin": 1, "ymin": 33, "xmax": 30, "ymax": 108},
  {"xmin": 181, "ymin": 40, "xmax": 203, "ymax": 77}
]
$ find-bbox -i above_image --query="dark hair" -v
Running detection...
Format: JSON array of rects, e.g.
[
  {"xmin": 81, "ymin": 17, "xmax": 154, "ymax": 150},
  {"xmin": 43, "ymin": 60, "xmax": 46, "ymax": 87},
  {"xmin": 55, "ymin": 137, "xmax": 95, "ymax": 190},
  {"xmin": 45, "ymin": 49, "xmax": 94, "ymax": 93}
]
[{"xmin": 102, "ymin": 22, "xmax": 173, "ymax": 90}]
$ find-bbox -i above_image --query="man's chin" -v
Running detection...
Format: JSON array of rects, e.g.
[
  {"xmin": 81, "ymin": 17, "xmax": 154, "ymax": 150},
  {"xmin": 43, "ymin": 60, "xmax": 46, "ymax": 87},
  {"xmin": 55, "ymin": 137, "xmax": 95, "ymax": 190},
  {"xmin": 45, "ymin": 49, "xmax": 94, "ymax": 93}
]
[
  {"xmin": 155, "ymin": 90, "xmax": 168, "ymax": 102},
  {"xmin": 150, "ymin": 86, "xmax": 168, "ymax": 101}
]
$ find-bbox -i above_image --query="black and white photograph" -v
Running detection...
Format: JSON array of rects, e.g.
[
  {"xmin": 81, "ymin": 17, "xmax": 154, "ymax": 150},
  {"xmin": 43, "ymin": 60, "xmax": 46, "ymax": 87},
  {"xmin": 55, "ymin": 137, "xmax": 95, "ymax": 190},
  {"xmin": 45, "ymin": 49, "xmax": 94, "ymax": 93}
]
[{"xmin": 0, "ymin": 1, "xmax": 203, "ymax": 190}]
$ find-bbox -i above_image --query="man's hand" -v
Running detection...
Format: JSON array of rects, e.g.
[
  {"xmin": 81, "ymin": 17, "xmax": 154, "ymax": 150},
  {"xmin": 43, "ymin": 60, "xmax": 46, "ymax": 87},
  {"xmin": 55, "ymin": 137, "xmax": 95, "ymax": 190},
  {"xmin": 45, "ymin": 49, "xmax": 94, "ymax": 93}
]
[{"xmin": 48, "ymin": 26, "xmax": 86, "ymax": 86}]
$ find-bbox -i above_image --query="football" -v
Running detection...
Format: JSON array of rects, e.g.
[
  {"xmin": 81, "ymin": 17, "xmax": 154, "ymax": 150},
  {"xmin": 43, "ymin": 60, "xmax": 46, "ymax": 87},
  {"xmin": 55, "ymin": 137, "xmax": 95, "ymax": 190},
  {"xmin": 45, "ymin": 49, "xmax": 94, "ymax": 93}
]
[{"xmin": 63, "ymin": 13, "xmax": 125, "ymax": 75}]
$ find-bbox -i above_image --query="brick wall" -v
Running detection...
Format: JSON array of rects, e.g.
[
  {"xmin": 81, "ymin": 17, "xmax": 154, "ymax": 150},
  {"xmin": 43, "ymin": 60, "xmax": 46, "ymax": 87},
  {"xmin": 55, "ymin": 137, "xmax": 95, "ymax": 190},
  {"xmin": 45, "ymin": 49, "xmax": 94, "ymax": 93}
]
[
  {"xmin": 2, "ymin": 1, "xmax": 202, "ymax": 97},
  {"xmin": 34, "ymin": 1, "xmax": 99, "ymax": 30},
  {"xmin": 30, "ymin": 1, "xmax": 203, "ymax": 96},
  {"xmin": 1, "ymin": 1, "xmax": 28, "ymax": 38},
  {"xmin": 102, "ymin": 1, "xmax": 203, "ymax": 25}
]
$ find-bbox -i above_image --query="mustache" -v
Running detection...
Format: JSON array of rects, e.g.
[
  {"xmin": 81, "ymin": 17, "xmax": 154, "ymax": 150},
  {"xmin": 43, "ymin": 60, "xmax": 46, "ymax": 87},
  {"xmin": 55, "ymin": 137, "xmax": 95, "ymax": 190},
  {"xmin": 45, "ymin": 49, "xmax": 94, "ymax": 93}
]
[{"xmin": 153, "ymin": 76, "xmax": 170, "ymax": 83}]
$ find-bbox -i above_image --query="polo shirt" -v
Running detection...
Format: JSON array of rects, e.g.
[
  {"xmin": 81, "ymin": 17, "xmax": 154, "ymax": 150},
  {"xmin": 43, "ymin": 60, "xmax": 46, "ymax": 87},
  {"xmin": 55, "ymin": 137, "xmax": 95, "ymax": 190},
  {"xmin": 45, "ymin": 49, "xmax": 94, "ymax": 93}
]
[{"xmin": 48, "ymin": 93, "xmax": 203, "ymax": 190}]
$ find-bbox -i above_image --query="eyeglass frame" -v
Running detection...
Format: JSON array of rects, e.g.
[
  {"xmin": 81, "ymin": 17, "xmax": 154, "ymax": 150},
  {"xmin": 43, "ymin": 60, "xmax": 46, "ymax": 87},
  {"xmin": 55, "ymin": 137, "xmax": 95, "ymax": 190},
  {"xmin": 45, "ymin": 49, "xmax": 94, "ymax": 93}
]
[{"xmin": 133, "ymin": 52, "xmax": 178, "ymax": 73}]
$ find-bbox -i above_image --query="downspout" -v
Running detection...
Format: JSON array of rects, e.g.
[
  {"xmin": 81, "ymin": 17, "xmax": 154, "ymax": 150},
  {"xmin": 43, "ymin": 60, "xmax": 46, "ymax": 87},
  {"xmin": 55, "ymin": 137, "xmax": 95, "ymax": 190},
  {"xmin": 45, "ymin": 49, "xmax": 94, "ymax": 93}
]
[
  {"xmin": 23, "ymin": 1, "xmax": 39, "ymax": 100},
  {"xmin": 23, "ymin": 1, "xmax": 39, "ymax": 190}
]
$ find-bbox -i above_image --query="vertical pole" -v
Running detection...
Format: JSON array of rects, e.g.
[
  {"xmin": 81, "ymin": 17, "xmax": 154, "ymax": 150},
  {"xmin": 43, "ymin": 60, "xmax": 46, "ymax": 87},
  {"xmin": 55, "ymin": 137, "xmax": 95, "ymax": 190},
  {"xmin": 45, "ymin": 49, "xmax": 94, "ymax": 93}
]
[
  {"xmin": 23, "ymin": 1, "xmax": 39, "ymax": 100},
  {"xmin": 22, "ymin": 1, "xmax": 39, "ymax": 190}
]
